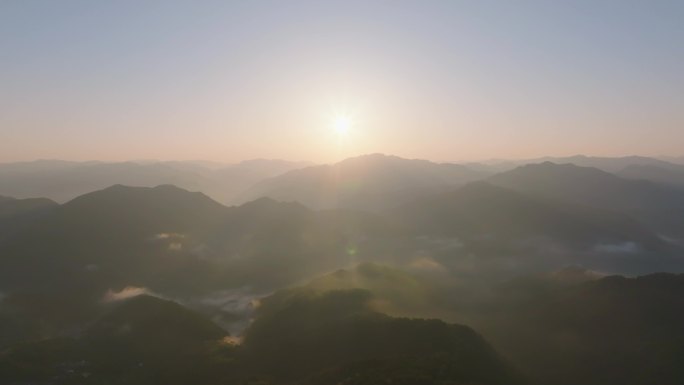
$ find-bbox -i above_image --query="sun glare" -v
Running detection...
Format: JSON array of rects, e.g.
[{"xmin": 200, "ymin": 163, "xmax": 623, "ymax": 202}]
[{"xmin": 333, "ymin": 116, "xmax": 352, "ymax": 137}]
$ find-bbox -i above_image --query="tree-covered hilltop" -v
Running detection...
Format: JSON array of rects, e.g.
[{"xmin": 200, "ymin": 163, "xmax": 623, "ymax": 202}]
[
  {"xmin": 0, "ymin": 290, "xmax": 526, "ymax": 385},
  {"xmin": 242, "ymin": 288, "xmax": 525, "ymax": 385}
]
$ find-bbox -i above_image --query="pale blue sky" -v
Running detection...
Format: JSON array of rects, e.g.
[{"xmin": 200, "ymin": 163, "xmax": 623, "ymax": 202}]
[{"xmin": 1, "ymin": 1, "xmax": 683, "ymax": 162}]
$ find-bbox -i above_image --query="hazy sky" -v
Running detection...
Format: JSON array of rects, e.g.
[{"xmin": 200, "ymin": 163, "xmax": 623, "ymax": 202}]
[{"xmin": 2, "ymin": 0, "xmax": 683, "ymax": 163}]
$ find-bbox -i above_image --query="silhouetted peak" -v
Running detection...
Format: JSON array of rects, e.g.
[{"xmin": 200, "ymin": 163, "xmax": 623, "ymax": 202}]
[
  {"xmin": 59, "ymin": 184, "xmax": 227, "ymax": 225},
  {"xmin": 68, "ymin": 184, "xmax": 217, "ymax": 204},
  {"xmin": 90, "ymin": 294, "xmax": 227, "ymax": 341},
  {"xmin": 496, "ymin": 162, "xmax": 615, "ymax": 182},
  {"xmin": 336, "ymin": 153, "xmax": 409, "ymax": 166},
  {"xmin": 0, "ymin": 196, "xmax": 58, "ymax": 216}
]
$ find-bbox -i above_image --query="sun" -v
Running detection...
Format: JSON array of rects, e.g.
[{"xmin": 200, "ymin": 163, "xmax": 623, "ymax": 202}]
[{"xmin": 333, "ymin": 116, "xmax": 352, "ymax": 137}]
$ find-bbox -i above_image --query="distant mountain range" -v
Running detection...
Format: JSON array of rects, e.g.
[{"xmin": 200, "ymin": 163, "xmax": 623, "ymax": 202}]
[
  {"xmin": 4, "ymin": 154, "xmax": 684, "ymax": 210},
  {"xmin": 236, "ymin": 153, "xmax": 490, "ymax": 210},
  {"xmin": 0, "ymin": 159, "xmax": 312, "ymax": 204},
  {"xmin": 2, "ymin": 155, "xmax": 683, "ymax": 314},
  {"xmin": 466, "ymin": 154, "xmax": 683, "ymax": 173},
  {"xmin": 489, "ymin": 162, "xmax": 684, "ymax": 238},
  {"xmin": 0, "ymin": 167, "xmax": 681, "ymax": 342},
  {"xmin": 1, "ymin": 153, "xmax": 684, "ymax": 384}
]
